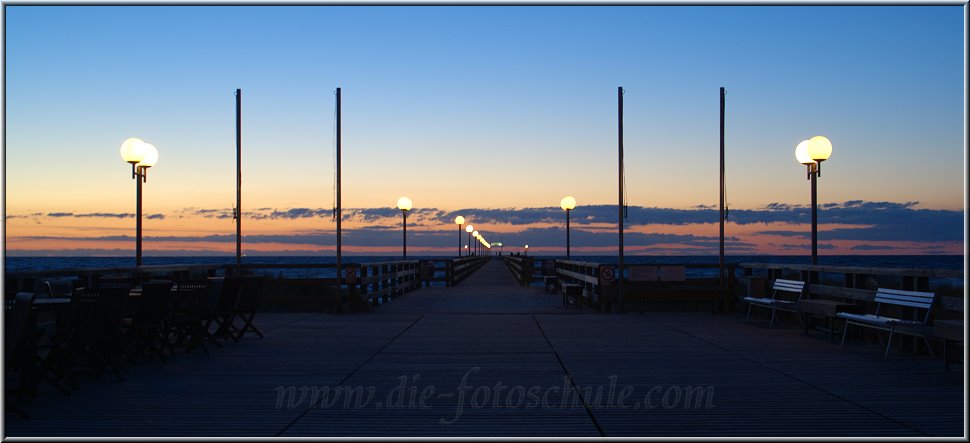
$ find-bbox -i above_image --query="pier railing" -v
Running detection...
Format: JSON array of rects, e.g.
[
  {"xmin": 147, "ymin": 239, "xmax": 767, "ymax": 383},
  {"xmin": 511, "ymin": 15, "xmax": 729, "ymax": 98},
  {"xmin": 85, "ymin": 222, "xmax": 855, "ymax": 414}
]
[
  {"xmin": 739, "ymin": 262, "xmax": 964, "ymax": 317},
  {"xmin": 448, "ymin": 256, "xmax": 490, "ymax": 286},
  {"xmin": 5, "ymin": 257, "xmax": 491, "ymax": 312},
  {"xmin": 501, "ymin": 256, "xmax": 535, "ymax": 286},
  {"xmin": 550, "ymin": 260, "xmax": 739, "ymax": 312},
  {"xmin": 555, "ymin": 260, "xmax": 611, "ymax": 309},
  {"xmin": 345, "ymin": 260, "xmax": 421, "ymax": 308}
]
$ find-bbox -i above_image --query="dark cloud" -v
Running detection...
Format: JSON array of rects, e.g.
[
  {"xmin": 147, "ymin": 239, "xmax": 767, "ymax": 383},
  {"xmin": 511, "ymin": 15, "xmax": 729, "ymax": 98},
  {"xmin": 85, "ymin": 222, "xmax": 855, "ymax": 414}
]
[
  {"xmin": 779, "ymin": 243, "xmax": 836, "ymax": 250},
  {"xmin": 146, "ymin": 213, "xmax": 166, "ymax": 220},
  {"xmin": 8, "ymin": 199, "xmax": 960, "ymax": 250},
  {"xmin": 75, "ymin": 212, "xmax": 134, "ymax": 219},
  {"xmin": 850, "ymin": 244, "xmax": 898, "ymax": 251},
  {"xmin": 269, "ymin": 208, "xmax": 330, "ymax": 219}
]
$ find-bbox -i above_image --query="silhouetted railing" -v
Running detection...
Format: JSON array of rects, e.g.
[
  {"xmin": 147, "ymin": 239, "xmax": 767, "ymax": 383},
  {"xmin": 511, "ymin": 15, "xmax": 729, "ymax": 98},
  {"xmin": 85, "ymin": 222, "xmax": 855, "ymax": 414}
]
[
  {"xmin": 501, "ymin": 256, "xmax": 534, "ymax": 286},
  {"xmin": 5, "ymin": 257, "xmax": 494, "ymax": 312},
  {"xmin": 447, "ymin": 256, "xmax": 490, "ymax": 286},
  {"xmin": 739, "ymin": 262, "xmax": 963, "ymax": 317}
]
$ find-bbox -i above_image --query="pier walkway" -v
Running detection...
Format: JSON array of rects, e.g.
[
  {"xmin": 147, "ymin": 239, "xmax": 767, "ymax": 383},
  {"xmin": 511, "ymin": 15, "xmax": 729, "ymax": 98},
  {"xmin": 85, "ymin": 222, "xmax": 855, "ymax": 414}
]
[{"xmin": 3, "ymin": 260, "xmax": 964, "ymax": 437}]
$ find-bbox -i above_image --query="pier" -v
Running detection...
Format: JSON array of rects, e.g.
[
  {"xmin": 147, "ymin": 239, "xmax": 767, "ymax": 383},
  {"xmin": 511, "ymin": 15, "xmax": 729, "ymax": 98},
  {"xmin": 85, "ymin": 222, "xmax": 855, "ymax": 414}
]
[{"xmin": 3, "ymin": 260, "xmax": 964, "ymax": 437}]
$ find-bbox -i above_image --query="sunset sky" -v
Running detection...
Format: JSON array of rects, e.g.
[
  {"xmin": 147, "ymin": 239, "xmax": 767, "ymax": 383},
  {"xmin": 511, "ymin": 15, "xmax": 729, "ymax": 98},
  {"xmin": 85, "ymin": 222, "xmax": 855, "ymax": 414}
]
[{"xmin": 2, "ymin": 5, "xmax": 965, "ymax": 257}]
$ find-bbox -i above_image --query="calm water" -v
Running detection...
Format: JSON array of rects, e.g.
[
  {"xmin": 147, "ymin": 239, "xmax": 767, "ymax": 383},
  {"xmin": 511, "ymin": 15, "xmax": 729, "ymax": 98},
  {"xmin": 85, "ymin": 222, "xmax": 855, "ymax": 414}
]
[
  {"xmin": 4, "ymin": 255, "xmax": 964, "ymax": 293},
  {"xmin": 5, "ymin": 254, "xmax": 963, "ymax": 275}
]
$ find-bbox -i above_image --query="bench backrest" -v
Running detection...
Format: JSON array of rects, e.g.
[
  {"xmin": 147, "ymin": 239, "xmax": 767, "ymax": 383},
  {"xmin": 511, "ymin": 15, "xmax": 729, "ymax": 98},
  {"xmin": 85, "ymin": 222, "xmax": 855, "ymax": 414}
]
[
  {"xmin": 659, "ymin": 266, "xmax": 686, "ymax": 282},
  {"xmin": 44, "ymin": 278, "xmax": 76, "ymax": 298},
  {"xmin": 771, "ymin": 279, "xmax": 805, "ymax": 302},
  {"xmin": 874, "ymin": 288, "xmax": 935, "ymax": 324},
  {"xmin": 628, "ymin": 265, "xmax": 686, "ymax": 282},
  {"xmin": 629, "ymin": 266, "xmax": 659, "ymax": 282}
]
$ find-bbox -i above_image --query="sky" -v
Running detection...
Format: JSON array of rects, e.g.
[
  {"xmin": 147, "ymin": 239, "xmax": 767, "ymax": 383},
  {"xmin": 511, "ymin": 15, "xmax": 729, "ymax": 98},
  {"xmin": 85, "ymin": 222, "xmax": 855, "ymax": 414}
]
[{"xmin": 2, "ymin": 4, "xmax": 966, "ymax": 257}]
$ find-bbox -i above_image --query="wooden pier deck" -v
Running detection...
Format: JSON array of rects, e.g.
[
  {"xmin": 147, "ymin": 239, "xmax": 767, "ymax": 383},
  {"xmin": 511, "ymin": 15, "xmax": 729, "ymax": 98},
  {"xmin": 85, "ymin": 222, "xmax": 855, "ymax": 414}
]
[{"xmin": 3, "ymin": 260, "xmax": 965, "ymax": 437}]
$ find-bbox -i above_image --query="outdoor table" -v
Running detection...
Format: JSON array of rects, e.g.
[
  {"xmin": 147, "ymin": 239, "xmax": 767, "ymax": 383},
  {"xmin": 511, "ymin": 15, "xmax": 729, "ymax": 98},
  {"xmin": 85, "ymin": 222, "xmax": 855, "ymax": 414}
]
[{"xmin": 799, "ymin": 299, "xmax": 862, "ymax": 342}]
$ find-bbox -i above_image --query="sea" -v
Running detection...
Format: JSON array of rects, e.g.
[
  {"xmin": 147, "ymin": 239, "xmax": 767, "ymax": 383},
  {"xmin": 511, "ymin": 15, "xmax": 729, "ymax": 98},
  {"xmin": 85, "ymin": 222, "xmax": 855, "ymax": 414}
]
[{"xmin": 5, "ymin": 254, "xmax": 964, "ymax": 281}]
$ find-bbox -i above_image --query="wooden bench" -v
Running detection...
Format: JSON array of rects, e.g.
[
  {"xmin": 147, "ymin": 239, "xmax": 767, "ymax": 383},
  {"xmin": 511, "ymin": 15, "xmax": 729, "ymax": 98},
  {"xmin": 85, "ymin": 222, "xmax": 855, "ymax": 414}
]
[
  {"xmin": 743, "ymin": 279, "xmax": 805, "ymax": 328},
  {"xmin": 42, "ymin": 278, "xmax": 76, "ymax": 298},
  {"xmin": 837, "ymin": 288, "xmax": 935, "ymax": 359}
]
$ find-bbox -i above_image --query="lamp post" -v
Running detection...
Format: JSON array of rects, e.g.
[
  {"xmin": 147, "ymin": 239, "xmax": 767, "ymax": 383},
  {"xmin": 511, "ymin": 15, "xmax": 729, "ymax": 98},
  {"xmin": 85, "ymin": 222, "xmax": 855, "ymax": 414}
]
[
  {"xmin": 795, "ymin": 136, "xmax": 833, "ymax": 266},
  {"xmin": 472, "ymin": 231, "xmax": 480, "ymax": 256},
  {"xmin": 560, "ymin": 196, "xmax": 576, "ymax": 259},
  {"xmin": 455, "ymin": 216, "xmax": 465, "ymax": 257},
  {"xmin": 120, "ymin": 138, "xmax": 158, "ymax": 267},
  {"xmin": 466, "ymin": 224, "xmax": 474, "ymax": 256},
  {"xmin": 397, "ymin": 197, "xmax": 412, "ymax": 258},
  {"xmin": 524, "ymin": 244, "xmax": 529, "ymax": 256}
]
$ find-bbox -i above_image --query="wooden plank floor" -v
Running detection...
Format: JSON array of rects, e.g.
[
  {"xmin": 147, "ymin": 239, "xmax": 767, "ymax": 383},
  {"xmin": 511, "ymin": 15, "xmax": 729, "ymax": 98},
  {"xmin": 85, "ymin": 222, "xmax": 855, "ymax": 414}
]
[{"xmin": 4, "ymin": 260, "xmax": 965, "ymax": 437}]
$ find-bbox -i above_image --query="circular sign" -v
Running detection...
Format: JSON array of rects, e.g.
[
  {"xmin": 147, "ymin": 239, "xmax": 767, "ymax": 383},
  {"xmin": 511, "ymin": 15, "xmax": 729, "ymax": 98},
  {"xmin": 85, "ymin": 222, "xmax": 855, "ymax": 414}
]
[{"xmin": 599, "ymin": 266, "xmax": 616, "ymax": 283}]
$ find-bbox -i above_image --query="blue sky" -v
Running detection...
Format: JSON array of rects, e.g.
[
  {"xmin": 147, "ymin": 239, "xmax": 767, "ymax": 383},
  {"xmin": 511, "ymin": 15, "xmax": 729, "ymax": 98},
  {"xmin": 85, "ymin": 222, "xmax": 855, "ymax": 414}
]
[{"xmin": 3, "ymin": 5, "xmax": 965, "ymax": 256}]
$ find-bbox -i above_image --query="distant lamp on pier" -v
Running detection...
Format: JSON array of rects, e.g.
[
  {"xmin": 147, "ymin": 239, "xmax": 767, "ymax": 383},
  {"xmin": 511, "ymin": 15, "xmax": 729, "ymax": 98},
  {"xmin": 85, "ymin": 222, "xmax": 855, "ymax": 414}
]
[
  {"xmin": 465, "ymin": 224, "xmax": 474, "ymax": 256},
  {"xmin": 560, "ymin": 195, "xmax": 576, "ymax": 259},
  {"xmin": 794, "ymin": 136, "xmax": 833, "ymax": 267},
  {"xmin": 524, "ymin": 244, "xmax": 529, "ymax": 256},
  {"xmin": 119, "ymin": 138, "xmax": 159, "ymax": 267},
  {"xmin": 472, "ymin": 230, "xmax": 480, "ymax": 256},
  {"xmin": 397, "ymin": 197, "xmax": 412, "ymax": 258},
  {"xmin": 454, "ymin": 215, "xmax": 465, "ymax": 257}
]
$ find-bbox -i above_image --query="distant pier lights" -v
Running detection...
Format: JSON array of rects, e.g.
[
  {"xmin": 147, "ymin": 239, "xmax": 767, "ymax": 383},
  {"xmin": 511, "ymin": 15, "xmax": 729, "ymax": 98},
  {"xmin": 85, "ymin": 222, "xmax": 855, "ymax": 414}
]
[
  {"xmin": 795, "ymin": 136, "xmax": 833, "ymax": 267},
  {"xmin": 465, "ymin": 224, "xmax": 474, "ymax": 256},
  {"xmin": 560, "ymin": 195, "xmax": 577, "ymax": 259},
  {"xmin": 119, "ymin": 138, "xmax": 159, "ymax": 267}
]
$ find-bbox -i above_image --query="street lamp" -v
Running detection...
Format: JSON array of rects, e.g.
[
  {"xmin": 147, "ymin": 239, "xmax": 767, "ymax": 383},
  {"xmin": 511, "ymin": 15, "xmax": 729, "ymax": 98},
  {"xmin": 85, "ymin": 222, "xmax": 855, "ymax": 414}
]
[
  {"xmin": 472, "ymin": 230, "xmax": 480, "ymax": 256},
  {"xmin": 465, "ymin": 224, "xmax": 474, "ymax": 256},
  {"xmin": 524, "ymin": 244, "xmax": 529, "ymax": 256},
  {"xmin": 454, "ymin": 215, "xmax": 465, "ymax": 257},
  {"xmin": 560, "ymin": 195, "xmax": 576, "ymax": 259},
  {"xmin": 119, "ymin": 138, "xmax": 158, "ymax": 267},
  {"xmin": 795, "ymin": 136, "xmax": 833, "ymax": 266},
  {"xmin": 397, "ymin": 197, "xmax": 412, "ymax": 258}
]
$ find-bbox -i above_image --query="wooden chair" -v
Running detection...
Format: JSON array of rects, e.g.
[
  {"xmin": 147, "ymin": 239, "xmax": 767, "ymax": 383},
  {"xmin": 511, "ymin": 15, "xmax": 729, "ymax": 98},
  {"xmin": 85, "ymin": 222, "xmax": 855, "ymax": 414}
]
[
  {"xmin": 55, "ymin": 284, "xmax": 131, "ymax": 382},
  {"xmin": 5, "ymin": 292, "xmax": 37, "ymax": 417},
  {"xmin": 230, "ymin": 277, "xmax": 264, "ymax": 340},
  {"xmin": 743, "ymin": 279, "xmax": 805, "ymax": 328},
  {"xmin": 201, "ymin": 277, "xmax": 225, "ymax": 349},
  {"xmin": 210, "ymin": 277, "xmax": 242, "ymax": 342},
  {"xmin": 838, "ymin": 288, "xmax": 935, "ymax": 359},
  {"xmin": 166, "ymin": 281, "xmax": 210, "ymax": 355},
  {"xmin": 126, "ymin": 280, "xmax": 173, "ymax": 362}
]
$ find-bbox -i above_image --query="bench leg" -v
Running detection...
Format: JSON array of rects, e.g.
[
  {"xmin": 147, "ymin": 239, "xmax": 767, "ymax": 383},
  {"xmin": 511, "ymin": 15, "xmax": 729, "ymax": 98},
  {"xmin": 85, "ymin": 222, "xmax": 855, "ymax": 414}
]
[
  {"xmin": 768, "ymin": 309, "xmax": 776, "ymax": 328},
  {"xmin": 745, "ymin": 303, "xmax": 753, "ymax": 321},
  {"xmin": 840, "ymin": 321, "xmax": 850, "ymax": 348},
  {"xmin": 884, "ymin": 327, "xmax": 895, "ymax": 359},
  {"xmin": 943, "ymin": 339, "xmax": 949, "ymax": 371}
]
